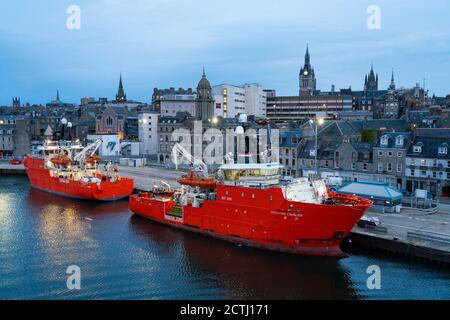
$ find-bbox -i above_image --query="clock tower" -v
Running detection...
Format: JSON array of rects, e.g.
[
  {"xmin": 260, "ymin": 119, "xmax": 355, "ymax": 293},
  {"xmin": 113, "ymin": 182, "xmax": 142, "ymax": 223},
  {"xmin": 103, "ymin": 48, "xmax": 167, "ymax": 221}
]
[{"xmin": 299, "ymin": 45, "xmax": 317, "ymax": 97}]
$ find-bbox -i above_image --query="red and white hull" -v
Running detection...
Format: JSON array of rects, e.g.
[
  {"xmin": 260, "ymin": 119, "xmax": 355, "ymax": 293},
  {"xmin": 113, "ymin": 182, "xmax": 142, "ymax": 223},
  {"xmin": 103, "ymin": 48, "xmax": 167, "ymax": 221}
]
[
  {"xmin": 24, "ymin": 156, "xmax": 134, "ymax": 201},
  {"xmin": 130, "ymin": 185, "xmax": 371, "ymax": 257}
]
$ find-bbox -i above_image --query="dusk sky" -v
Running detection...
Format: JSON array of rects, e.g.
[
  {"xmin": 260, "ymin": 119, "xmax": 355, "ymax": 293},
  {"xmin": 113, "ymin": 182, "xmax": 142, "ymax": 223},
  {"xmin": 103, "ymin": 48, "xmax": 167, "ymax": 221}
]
[{"xmin": 1, "ymin": 0, "xmax": 449, "ymax": 105}]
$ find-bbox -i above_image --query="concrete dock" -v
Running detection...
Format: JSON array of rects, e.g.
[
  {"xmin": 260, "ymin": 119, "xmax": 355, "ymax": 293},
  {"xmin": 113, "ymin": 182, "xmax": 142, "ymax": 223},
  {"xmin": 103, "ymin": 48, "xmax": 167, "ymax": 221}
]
[
  {"xmin": 118, "ymin": 165, "xmax": 183, "ymax": 191},
  {"xmin": 349, "ymin": 209, "xmax": 450, "ymax": 265}
]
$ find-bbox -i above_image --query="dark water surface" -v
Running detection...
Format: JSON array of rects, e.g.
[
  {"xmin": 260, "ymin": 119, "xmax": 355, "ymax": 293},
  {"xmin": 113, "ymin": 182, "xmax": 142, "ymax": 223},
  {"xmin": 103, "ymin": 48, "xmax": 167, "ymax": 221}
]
[{"xmin": 0, "ymin": 176, "xmax": 448, "ymax": 299}]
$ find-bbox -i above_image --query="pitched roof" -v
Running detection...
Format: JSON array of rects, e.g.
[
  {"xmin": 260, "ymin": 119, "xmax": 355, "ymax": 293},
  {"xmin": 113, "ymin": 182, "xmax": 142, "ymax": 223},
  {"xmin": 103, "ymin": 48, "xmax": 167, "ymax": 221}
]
[{"xmin": 338, "ymin": 182, "xmax": 403, "ymax": 201}]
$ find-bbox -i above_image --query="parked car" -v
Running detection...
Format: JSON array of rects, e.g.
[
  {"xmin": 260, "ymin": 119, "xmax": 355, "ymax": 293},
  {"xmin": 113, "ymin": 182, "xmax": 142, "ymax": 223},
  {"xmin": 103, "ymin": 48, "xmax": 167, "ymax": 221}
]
[
  {"xmin": 8, "ymin": 159, "xmax": 22, "ymax": 165},
  {"xmin": 357, "ymin": 215, "xmax": 381, "ymax": 228}
]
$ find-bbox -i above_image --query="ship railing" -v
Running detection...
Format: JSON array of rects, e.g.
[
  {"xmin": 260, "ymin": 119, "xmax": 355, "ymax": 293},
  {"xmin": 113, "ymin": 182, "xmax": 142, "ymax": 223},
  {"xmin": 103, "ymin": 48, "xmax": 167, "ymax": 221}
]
[{"xmin": 328, "ymin": 192, "xmax": 372, "ymax": 207}]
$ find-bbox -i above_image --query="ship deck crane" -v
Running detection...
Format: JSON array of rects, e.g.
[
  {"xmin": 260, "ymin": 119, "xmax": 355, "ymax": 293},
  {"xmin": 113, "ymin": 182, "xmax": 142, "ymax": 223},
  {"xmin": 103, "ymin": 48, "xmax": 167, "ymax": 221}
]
[
  {"xmin": 171, "ymin": 143, "xmax": 208, "ymax": 175},
  {"xmin": 73, "ymin": 139, "xmax": 102, "ymax": 162}
]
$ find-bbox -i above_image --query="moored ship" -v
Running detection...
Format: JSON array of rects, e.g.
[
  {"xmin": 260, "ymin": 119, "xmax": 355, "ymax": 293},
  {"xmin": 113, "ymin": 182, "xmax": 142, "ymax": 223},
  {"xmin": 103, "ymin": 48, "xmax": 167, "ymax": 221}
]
[
  {"xmin": 130, "ymin": 144, "xmax": 372, "ymax": 257},
  {"xmin": 24, "ymin": 139, "xmax": 134, "ymax": 201}
]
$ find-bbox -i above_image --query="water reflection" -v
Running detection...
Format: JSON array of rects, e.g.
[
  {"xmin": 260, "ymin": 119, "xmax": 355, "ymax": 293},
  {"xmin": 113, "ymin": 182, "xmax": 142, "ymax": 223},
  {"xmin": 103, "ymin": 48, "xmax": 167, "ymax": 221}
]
[
  {"xmin": 128, "ymin": 215, "xmax": 361, "ymax": 300},
  {"xmin": 1, "ymin": 176, "xmax": 447, "ymax": 300}
]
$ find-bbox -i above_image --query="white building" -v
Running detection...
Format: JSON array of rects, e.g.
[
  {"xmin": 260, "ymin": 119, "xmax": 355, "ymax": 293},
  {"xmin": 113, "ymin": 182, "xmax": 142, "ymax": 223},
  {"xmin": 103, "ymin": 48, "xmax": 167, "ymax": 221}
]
[
  {"xmin": 213, "ymin": 84, "xmax": 267, "ymax": 118},
  {"xmin": 243, "ymin": 83, "xmax": 267, "ymax": 117},
  {"xmin": 138, "ymin": 112, "xmax": 159, "ymax": 155},
  {"xmin": 87, "ymin": 134, "xmax": 120, "ymax": 157},
  {"xmin": 213, "ymin": 84, "xmax": 246, "ymax": 118}
]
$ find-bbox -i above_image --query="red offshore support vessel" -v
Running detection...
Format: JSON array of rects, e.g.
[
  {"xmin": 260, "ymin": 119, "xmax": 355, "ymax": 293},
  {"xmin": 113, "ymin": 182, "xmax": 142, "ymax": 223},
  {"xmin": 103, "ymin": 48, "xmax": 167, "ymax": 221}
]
[
  {"xmin": 24, "ymin": 139, "xmax": 134, "ymax": 201},
  {"xmin": 130, "ymin": 146, "xmax": 372, "ymax": 257}
]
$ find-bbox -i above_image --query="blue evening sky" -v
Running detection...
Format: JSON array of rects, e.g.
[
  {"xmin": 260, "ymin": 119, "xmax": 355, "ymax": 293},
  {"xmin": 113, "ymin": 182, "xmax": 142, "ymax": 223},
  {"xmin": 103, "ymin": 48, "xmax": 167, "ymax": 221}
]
[{"xmin": 0, "ymin": 0, "xmax": 449, "ymax": 105}]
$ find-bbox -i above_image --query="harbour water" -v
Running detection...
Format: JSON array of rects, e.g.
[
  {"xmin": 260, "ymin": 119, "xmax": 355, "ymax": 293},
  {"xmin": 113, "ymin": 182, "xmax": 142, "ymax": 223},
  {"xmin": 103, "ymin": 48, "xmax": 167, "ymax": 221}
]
[{"xmin": 0, "ymin": 176, "xmax": 448, "ymax": 300}]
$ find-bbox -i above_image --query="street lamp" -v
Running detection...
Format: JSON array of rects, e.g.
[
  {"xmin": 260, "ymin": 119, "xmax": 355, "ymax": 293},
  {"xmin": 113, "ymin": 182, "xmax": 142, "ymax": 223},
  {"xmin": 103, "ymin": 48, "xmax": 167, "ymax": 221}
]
[
  {"xmin": 67, "ymin": 122, "xmax": 73, "ymax": 141},
  {"xmin": 309, "ymin": 118, "xmax": 324, "ymax": 177},
  {"xmin": 60, "ymin": 118, "xmax": 68, "ymax": 141}
]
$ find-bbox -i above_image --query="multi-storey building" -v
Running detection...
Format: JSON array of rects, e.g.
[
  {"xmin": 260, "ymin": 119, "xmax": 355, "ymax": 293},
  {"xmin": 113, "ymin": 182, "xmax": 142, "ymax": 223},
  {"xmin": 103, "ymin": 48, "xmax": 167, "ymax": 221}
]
[
  {"xmin": 266, "ymin": 95, "xmax": 353, "ymax": 122},
  {"xmin": 152, "ymin": 87, "xmax": 196, "ymax": 116},
  {"xmin": 213, "ymin": 83, "xmax": 267, "ymax": 119},
  {"xmin": 138, "ymin": 112, "xmax": 159, "ymax": 156},
  {"xmin": 382, "ymin": 71, "xmax": 400, "ymax": 119},
  {"xmin": 213, "ymin": 84, "xmax": 246, "ymax": 118},
  {"xmin": 405, "ymin": 128, "xmax": 450, "ymax": 198},
  {"xmin": 279, "ymin": 131, "xmax": 301, "ymax": 177},
  {"xmin": 243, "ymin": 83, "xmax": 267, "ymax": 118},
  {"xmin": 373, "ymin": 132, "xmax": 411, "ymax": 190},
  {"xmin": 0, "ymin": 124, "xmax": 14, "ymax": 157}
]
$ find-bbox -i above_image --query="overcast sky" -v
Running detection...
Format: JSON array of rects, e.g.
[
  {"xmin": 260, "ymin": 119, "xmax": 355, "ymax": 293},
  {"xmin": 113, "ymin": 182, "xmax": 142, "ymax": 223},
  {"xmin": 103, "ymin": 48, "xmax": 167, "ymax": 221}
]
[{"xmin": 0, "ymin": 0, "xmax": 449, "ymax": 105}]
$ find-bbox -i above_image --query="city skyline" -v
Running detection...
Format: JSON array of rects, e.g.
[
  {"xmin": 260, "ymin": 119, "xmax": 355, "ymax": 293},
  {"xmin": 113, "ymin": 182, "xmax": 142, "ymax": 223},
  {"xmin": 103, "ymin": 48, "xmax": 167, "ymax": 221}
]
[{"xmin": 1, "ymin": 0, "xmax": 449, "ymax": 105}]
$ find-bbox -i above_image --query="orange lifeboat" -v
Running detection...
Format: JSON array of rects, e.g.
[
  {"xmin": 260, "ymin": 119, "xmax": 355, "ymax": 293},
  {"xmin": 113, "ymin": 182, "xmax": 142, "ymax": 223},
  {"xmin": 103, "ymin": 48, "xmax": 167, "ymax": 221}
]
[
  {"xmin": 50, "ymin": 155, "xmax": 71, "ymax": 166},
  {"xmin": 177, "ymin": 170, "xmax": 217, "ymax": 189}
]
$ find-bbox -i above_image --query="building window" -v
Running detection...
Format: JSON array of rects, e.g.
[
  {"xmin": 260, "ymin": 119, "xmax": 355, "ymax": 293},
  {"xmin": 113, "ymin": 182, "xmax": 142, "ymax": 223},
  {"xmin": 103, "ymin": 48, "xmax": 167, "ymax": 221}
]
[
  {"xmin": 351, "ymin": 163, "xmax": 356, "ymax": 170},
  {"xmin": 397, "ymin": 151, "xmax": 403, "ymax": 157},
  {"xmin": 378, "ymin": 151, "xmax": 383, "ymax": 157},
  {"xmin": 438, "ymin": 147, "xmax": 448, "ymax": 155},
  {"xmin": 411, "ymin": 169, "xmax": 415, "ymax": 176},
  {"xmin": 388, "ymin": 151, "xmax": 393, "ymax": 157},
  {"xmin": 433, "ymin": 172, "xmax": 437, "ymax": 178},
  {"xmin": 397, "ymin": 163, "xmax": 402, "ymax": 172},
  {"xmin": 378, "ymin": 163, "xmax": 383, "ymax": 172},
  {"xmin": 363, "ymin": 163, "xmax": 368, "ymax": 171},
  {"xmin": 413, "ymin": 145, "xmax": 422, "ymax": 153},
  {"xmin": 387, "ymin": 163, "xmax": 392, "ymax": 172},
  {"xmin": 381, "ymin": 136, "xmax": 388, "ymax": 146}
]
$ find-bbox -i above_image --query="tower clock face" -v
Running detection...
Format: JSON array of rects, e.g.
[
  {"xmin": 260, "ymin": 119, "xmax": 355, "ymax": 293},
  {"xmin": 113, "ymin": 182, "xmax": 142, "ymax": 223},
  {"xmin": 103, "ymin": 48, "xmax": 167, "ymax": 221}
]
[{"xmin": 303, "ymin": 70, "xmax": 308, "ymax": 75}]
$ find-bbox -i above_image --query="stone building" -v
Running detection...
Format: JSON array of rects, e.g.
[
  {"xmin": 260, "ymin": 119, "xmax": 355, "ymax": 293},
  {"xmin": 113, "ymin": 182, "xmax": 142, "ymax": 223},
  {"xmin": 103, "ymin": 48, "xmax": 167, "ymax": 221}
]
[
  {"xmin": 405, "ymin": 128, "xmax": 450, "ymax": 198},
  {"xmin": 373, "ymin": 132, "xmax": 411, "ymax": 190},
  {"xmin": 95, "ymin": 106, "xmax": 126, "ymax": 139},
  {"xmin": 0, "ymin": 124, "xmax": 15, "ymax": 156},
  {"xmin": 279, "ymin": 131, "xmax": 301, "ymax": 177}
]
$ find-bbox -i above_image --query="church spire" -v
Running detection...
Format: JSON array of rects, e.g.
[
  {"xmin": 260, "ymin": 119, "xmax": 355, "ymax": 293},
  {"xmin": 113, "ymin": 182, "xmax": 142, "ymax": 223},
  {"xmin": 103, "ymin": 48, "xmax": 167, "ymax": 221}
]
[
  {"xmin": 116, "ymin": 73, "xmax": 127, "ymax": 102},
  {"xmin": 305, "ymin": 44, "xmax": 310, "ymax": 66},
  {"xmin": 56, "ymin": 90, "xmax": 60, "ymax": 102},
  {"xmin": 364, "ymin": 64, "xmax": 378, "ymax": 91},
  {"xmin": 389, "ymin": 68, "xmax": 396, "ymax": 90}
]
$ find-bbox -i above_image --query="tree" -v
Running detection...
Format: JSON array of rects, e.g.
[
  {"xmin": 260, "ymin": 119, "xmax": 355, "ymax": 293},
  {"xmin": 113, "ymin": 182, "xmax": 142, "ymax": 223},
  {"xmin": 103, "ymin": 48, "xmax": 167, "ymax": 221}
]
[{"xmin": 361, "ymin": 129, "xmax": 376, "ymax": 143}]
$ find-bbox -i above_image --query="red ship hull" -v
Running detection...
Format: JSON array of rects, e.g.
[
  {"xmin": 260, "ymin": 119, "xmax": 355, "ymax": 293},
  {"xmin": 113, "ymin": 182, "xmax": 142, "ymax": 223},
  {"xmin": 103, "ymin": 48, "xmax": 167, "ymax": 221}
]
[
  {"xmin": 130, "ymin": 185, "xmax": 371, "ymax": 257},
  {"xmin": 24, "ymin": 156, "xmax": 134, "ymax": 201}
]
